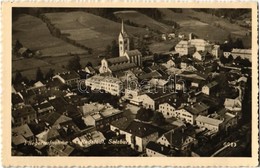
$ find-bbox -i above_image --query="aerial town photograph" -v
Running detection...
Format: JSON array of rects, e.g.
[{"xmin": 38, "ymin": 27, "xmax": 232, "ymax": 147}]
[{"xmin": 12, "ymin": 7, "xmax": 252, "ymax": 157}]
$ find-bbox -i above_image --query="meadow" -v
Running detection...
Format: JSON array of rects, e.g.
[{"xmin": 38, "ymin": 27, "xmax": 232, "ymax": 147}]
[
  {"xmin": 43, "ymin": 11, "xmax": 147, "ymax": 51},
  {"xmin": 12, "ymin": 14, "xmax": 87, "ymax": 57}
]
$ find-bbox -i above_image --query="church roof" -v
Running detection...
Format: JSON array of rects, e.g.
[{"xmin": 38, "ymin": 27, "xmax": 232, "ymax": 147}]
[
  {"xmin": 110, "ymin": 62, "xmax": 137, "ymax": 72},
  {"xmin": 107, "ymin": 56, "xmax": 128, "ymax": 65},
  {"xmin": 126, "ymin": 49, "xmax": 141, "ymax": 56}
]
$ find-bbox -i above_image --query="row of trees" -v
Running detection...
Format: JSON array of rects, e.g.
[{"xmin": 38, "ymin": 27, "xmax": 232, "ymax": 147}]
[
  {"xmin": 219, "ymin": 54, "xmax": 251, "ymax": 67},
  {"xmin": 13, "ymin": 68, "xmax": 55, "ymax": 85},
  {"xmin": 220, "ymin": 35, "xmax": 245, "ymax": 52},
  {"xmin": 39, "ymin": 14, "xmax": 93, "ymax": 54}
]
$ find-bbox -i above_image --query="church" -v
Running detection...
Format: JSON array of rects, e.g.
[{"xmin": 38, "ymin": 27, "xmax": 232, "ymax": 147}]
[{"xmin": 99, "ymin": 21, "xmax": 142, "ymax": 74}]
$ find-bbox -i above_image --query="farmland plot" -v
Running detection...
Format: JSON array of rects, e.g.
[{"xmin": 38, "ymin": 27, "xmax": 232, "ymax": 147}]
[
  {"xmin": 44, "ymin": 12, "xmax": 147, "ymax": 51},
  {"xmin": 114, "ymin": 10, "xmax": 172, "ymax": 33},
  {"xmin": 12, "ymin": 14, "xmax": 87, "ymax": 57}
]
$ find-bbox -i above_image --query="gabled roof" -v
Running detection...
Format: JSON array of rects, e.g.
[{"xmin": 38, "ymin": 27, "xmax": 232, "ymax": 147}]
[
  {"xmin": 125, "ymin": 49, "xmax": 141, "ymax": 56},
  {"xmin": 146, "ymin": 141, "xmax": 175, "ymax": 156},
  {"xmin": 124, "ymin": 120, "xmax": 158, "ymax": 138},
  {"xmin": 12, "ymin": 105, "xmax": 36, "ymax": 118},
  {"xmin": 107, "ymin": 56, "xmax": 128, "ymax": 65},
  {"xmin": 36, "ymin": 128, "xmax": 60, "ymax": 141},
  {"xmin": 44, "ymin": 78, "xmax": 63, "ymax": 88},
  {"xmin": 146, "ymin": 89, "xmax": 176, "ymax": 101},
  {"xmin": 12, "ymin": 93, "xmax": 24, "ymax": 105},
  {"xmin": 195, "ymin": 115, "xmax": 223, "ymax": 126},
  {"xmin": 110, "ymin": 117, "xmax": 133, "ymax": 130},
  {"xmin": 204, "ymin": 81, "xmax": 218, "ymax": 89},
  {"xmin": 138, "ymin": 70, "xmax": 162, "ymax": 80},
  {"xmin": 109, "ymin": 62, "xmax": 137, "ymax": 72},
  {"xmin": 163, "ymin": 129, "xmax": 189, "ymax": 149},
  {"xmin": 184, "ymin": 102, "xmax": 209, "ymax": 115},
  {"xmin": 41, "ymin": 112, "xmax": 71, "ymax": 126},
  {"xmin": 49, "ymin": 97, "xmax": 68, "ymax": 113},
  {"xmin": 58, "ymin": 71, "xmax": 79, "ymax": 81},
  {"xmin": 12, "ymin": 124, "xmax": 34, "ymax": 139}
]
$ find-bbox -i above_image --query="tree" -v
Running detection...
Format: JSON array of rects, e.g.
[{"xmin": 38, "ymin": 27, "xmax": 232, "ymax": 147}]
[
  {"xmin": 45, "ymin": 68, "xmax": 55, "ymax": 80},
  {"xmin": 36, "ymin": 67, "xmax": 44, "ymax": 81},
  {"xmin": 234, "ymin": 38, "xmax": 244, "ymax": 49},
  {"xmin": 14, "ymin": 40, "xmax": 23, "ymax": 53},
  {"xmin": 86, "ymin": 62, "xmax": 93, "ymax": 67},
  {"xmin": 136, "ymin": 108, "xmax": 154, "ymax": 122},
  {"xmin": 14, "ymin": 71, "xmax": 23, "ymax": 84},
  {"xmin": 234, "ymin": 56, "xmax": 242, "ymax": 65},
  {"xmin": 111, "ymin": 39, "xmax": 119, "ymax": 57},
  {"xmin": 67, "ymin": 55, "xmax": 81, "ymax": 71},
  {"xmin": 152, "ymin": 112, "xmax": 165, "ymax": 125},
  {"xmin": 227, "ymin": 55, "xmax": 234, "ymax": 63}
]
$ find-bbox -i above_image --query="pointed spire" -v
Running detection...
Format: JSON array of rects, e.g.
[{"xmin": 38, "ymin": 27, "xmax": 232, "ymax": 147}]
[{"xmin": 121, "ymin": 19, "xmax": 125, "ymax": 33}]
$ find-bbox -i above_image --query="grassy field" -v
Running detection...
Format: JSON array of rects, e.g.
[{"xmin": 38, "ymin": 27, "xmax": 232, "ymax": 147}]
[
  {"xmin": 12, "ymin": 14, "xmax": 87, "ymax": 57},
  {"xmin": 114, "ymin": 10, "xmax": 172, "ymax": 33},
  {"xmin": 159, "ymin": 9, "xmax": 251, "ymax": 47},
  {"xmin": 44, "ymin": 11, "xmax": 147, "ymax": 51}
]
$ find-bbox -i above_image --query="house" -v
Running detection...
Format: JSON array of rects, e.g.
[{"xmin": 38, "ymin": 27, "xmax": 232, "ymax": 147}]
[
  {"xmin": 193, "ymin": 51, "xmax": 208, "ymax": 61},
  {"xmin": 148, "ymin": 78, "xmax": 168, "ymax": 89},
  {"xmin": 17, "ymin": 47, "xmax": 33, "ymax": 58},
  {"xmin": 82, "ymin": 104, "xmax": 123, "ymax": 131},
  {"xmin": 53, "ymin": 71, "xmax": 80, "ymax": 86},
  {"xmin": 231, "ymin": 48, "xmax": 252, "ymax": 61},
  {"xmin": 146, "ymin": 141, "xmax": 177, "ymax": 157},
  {"xmin": 157, "ymin": 128, "xmax": 197, "ymax": 152},
  {"xmin": 48, "ymin": 143, "xmax": 76, "ymax": 156},
  {"xmin": 40, "ymin": 112, "xmax": 72, "ymax": 129},
  {"xmin": 44, "ymin": 78, "xmax": 63, "ymax": 90},
  {"xmin": 158, "ymin": 99, "xmax": 179, "ymax": 119},
  {"xmin": 168, "ymin": 33, "xmax": 176, "ymax": 39},
  {"xmin": 195, "ymin": 115, "xmax": 224, "ymax": 132},
  {"xmin": 189, "ymin": 39, "xmax": 212, "ymax": 52},
  {"xmin": 201, "ymin": 81, "xmax": 218, "ymax": 95},
  {"xmin": 49, "ymin": 97, "xmax": 69, "ymax": 114},
  {"xmin": 175, "ymin": 40, "xmax": 196, "ymax": 56},
  {"xmin": 111, "ymin": 120, "xmax": 159, "ymax": 152},
  {"xmin": 12, "ymin": 124, "xmax": 34, "ymax": 146},
  {"xmin": 138, "ymin": 90, "xmax": 177, "ymax": 110},
  {"xmin": 224, "ymin": 98, "xmax": 242, "ymax": 112},
  {"xmin": 161, "ymin": 59, "xmax": 176, "ymax": 69},
  {"xmin": 84, "ymin": 66, "xmax": 96, "ymax": 75},
  {"xmin": 33, "ymin": 101, "xmax": 55, "ymax": 117},
  {"xmin": 85, "ymin": 75, "xmax": 123, "ymax": 96},
  {"xmin": 72, "ymin": 131, "xmax": 106, "ymax": 148},
  {"xmin": 172, "ymin": 102, "xmax": 209, "ymax": 124},
  {"xmin": 27, "ymin": 81, "xmax": 46, "ymax": 94},
  {"xmin": 12, "ymin": 93, "xmax": 24, "ymax": 108},
  {"xmin": 36, "ymin": 127, "xmax": 61, "ymax": 142},
  {"xmin": 12, "ymin": 105, "xmax": 37, "ymax": 127}
]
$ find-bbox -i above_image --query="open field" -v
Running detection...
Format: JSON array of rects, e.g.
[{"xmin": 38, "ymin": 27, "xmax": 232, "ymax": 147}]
[
  {"xmin": 159, "ymin": 9, "xmax": 251, "ymax": 47},
  {"xmin": 43, "ymin": 11, "xmax": 147, "ymax": 51},
  {"xmin": 13, "ymin": 14, "xmax": 87, "ymax": 57},
  {"xmin": 114, "ymin": 10, "xmax": 172, "ymax": 33}
]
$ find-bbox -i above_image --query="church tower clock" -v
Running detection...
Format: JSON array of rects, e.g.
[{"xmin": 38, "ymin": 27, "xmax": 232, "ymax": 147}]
[{"xmin": 118, "ymin": 20, "xmax": 130, "ymax": 57}]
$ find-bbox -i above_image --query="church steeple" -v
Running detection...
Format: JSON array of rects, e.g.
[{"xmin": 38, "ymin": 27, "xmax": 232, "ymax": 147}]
[
  {"xmin": 118, "ymin": 20, "xmax": 129, "ymax": 57},
  {"xmin": 121, "ymin": 19, "xmax": 125, "ymax": 34}
]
